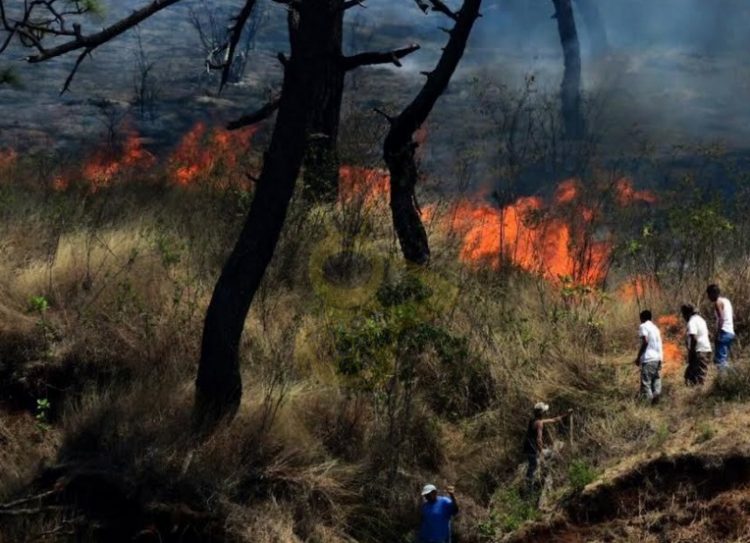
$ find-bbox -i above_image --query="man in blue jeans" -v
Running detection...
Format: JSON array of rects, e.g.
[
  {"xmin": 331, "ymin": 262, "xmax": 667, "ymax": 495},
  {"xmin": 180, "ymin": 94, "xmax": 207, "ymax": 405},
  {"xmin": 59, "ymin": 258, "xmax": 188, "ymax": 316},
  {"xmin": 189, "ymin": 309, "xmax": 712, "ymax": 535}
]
[
  {"xmin": 418, "ymin": 483, "xmax": 458, "ymax": 543},
  {"xmin": 707, "ymin": 284, "xmax": 735, "ymax": 370}
]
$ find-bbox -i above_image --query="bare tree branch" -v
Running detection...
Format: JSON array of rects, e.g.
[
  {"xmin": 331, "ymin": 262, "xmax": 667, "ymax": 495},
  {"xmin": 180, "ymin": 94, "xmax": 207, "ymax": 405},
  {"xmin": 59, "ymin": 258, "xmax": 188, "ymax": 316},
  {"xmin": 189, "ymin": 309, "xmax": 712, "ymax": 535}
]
[
  {"xmin": 0, "ymin": 0, "xmax": 182, "ymax": 63},
  {"xmin": 227, "ymin": 97, "xmax": 281, "ymax": 130},
  {"xmin": 426, "ymin": 0, "xmax": 458, "ymax": 20},
  {"xmin": 219, "ymin": 0, "xmax": 257, "ymax": 91},
  {"xmin": 412, "ymin": 0, "xmax": 457, "ymax": 20},
  {"xmin": 60, "ymin": 46, "xmax": 91, "ymax": 94},
  {"xmin": 412, "ymin": 0, "xmax": 429, "ymax": 14},
  {"xmin": 341, "ymin": 43, "xmax": 420, "ymax": 71},
  {"xmin": 343, "ymin": 0, "xmax": 366, "ymax": 10}
]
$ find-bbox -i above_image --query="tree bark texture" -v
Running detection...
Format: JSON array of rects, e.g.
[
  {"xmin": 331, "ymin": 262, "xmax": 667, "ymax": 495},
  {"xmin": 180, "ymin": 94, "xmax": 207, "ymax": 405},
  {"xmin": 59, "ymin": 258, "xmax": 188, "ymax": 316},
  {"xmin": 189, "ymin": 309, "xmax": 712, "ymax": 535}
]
[
  {"xmin": 384, "ymin": 0, "xmax": 482, "ymax": 265},
  {"xmin": 300, "ymin": 6, "xmax": 345, "ymax": 203},
  {"xmin": 552, "ymin": 0, "xmax": 584, "ymax": 140},
  {"xmin": 194, "ymin": 0, "xmax": 344, "ymax": 429}
]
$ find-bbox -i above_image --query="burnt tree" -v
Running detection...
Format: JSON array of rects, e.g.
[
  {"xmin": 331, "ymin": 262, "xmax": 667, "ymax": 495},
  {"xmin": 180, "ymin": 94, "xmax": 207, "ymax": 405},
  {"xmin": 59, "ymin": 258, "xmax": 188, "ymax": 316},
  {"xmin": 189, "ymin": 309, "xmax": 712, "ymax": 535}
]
[
  {"xmin": 551, "ymin": 0, "xmax": 584, "ymax": 140},
  {"xmin": 231, "ymin": 10, "xmax": 418, "ymax": 203},
  {"xmin": 384, "ymin": 0, "xmax": 483, "ymax": 265}
]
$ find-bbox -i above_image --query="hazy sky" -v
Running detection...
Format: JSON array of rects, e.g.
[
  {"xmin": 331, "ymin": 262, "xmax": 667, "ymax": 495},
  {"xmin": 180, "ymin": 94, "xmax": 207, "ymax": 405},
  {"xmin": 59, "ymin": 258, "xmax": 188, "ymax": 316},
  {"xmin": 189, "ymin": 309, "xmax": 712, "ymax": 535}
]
[{"xmin": 2, "ymin": 0, "xmax": 750, "ymax": 148}]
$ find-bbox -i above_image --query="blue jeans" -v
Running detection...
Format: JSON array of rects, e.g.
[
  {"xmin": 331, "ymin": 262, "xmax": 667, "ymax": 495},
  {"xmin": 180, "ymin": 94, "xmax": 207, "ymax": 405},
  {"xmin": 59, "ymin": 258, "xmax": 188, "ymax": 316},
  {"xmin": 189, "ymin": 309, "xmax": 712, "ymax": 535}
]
[{"xmin": 715, "ymin": 330, "xmax": 735, "ymax": 368}]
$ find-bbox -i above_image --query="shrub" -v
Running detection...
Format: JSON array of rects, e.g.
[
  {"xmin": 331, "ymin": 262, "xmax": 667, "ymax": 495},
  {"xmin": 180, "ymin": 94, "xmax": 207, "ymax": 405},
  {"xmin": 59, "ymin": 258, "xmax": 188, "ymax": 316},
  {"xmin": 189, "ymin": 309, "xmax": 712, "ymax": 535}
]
[
  {"xmin": 567, "ymin": 459, "xmax": 597, "ymax": 491},
  {"xmin": 484, "ymin": 487, "xmax": 539, "ymax": 535},
  {"xmin": 710, "ymin": 365, "xmax": 750, "ymax": 402}
]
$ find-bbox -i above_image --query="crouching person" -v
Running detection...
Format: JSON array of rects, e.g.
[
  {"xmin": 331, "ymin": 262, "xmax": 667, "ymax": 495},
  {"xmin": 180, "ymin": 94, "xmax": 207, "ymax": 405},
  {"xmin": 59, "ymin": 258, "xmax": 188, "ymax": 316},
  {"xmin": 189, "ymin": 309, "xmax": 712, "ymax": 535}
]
[{"xmin": 418, "ymin": 484, "xmax": 458, "ymax": 543}]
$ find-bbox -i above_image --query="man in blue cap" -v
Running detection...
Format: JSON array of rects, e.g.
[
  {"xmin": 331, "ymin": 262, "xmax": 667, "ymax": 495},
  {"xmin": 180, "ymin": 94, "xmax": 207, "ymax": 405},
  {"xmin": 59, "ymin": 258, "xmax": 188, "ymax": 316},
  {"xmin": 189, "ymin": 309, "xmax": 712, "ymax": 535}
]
[{"xmin": 418, "ymin": 483, "xmax": 458, "ymax": 543}]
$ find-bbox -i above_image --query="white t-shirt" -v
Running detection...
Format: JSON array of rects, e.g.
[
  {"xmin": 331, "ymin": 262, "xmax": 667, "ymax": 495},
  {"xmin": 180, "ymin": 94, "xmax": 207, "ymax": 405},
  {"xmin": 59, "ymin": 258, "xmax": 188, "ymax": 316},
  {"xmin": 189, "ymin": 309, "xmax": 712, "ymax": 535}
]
[
  {"xmin": 715, "ymin": 296, "xmax": 734, "ymax": 335},
  {"xmin": 638, "ymin": 320, "xmax": 663, "ymax": 363},
  {"xmin": 686, "ymin": 314, "xmax": 712, "ymax": 353}
]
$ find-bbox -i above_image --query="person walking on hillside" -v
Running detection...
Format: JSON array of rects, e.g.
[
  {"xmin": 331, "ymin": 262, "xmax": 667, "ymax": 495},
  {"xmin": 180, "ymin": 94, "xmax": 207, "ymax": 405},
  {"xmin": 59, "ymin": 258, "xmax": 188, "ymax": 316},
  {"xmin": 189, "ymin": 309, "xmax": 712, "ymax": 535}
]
[
  {"xmin": 418, "ymin": 483, "xmax": 458, "ymax": 543},
  {"xmin": 681, "ymin": 304, "xmax": 712, "ymax": 386},
  {"xmin": 635, "ymin": 310, "xmax": 663, "ymax": 404},
  {"xmin": 707, "ymin": 284, "xmax": 735, "ymax": 371},
  {"xmin": 523, "ymin": 402, "xmax": 572, "ymax": 494}
]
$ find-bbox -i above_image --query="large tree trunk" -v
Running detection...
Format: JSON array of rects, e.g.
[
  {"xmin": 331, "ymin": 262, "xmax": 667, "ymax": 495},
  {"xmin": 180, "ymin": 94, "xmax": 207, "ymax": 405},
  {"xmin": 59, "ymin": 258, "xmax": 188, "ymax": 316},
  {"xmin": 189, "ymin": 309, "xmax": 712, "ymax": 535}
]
[
  {"xmin": 385, "ymin": 0, "xmax": 483, "ymax": 265},
  {"xmin": 194, "ymin": 0, "xmax": 344, "ymax": 430},
  {"xmin": 551, "ymin": 0, "xmax": 584, "ymax": 140},
  {"xmin": 301, "ymin": 9, "xmax": 345, "ymax": 202}
]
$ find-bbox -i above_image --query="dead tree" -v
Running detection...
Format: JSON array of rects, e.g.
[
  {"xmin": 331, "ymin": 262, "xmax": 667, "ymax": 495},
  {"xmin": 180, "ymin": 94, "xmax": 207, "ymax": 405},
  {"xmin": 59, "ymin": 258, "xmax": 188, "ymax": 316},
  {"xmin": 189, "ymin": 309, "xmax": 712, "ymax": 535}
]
[
  {"xmin": 573, "ymin": 0, "xmax": 609, "ymax": 58},
  {"xmin": 230, "ymin": 8, "xmax": 417, "ymax": 203},
  {"xmin": 383, "ymin": 0, "xmax": 483, "ymax": 265},
  {"xmin": 551, "ymin": 0, "xmax": 584, "ymax": 140},
  {"xmin": 0, "ymin": 0, "xmax": 419, "ymax": 429}
]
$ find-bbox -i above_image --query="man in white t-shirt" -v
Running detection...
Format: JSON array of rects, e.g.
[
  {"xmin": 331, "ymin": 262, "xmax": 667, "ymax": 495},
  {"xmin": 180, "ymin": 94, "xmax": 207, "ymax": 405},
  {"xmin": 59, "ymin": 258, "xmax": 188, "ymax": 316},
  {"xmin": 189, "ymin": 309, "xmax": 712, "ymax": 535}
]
[
  {"xmin": 706, "ymin": 284, "xmax": 735, "ymax": 370},
  {"xmin": 681, "ymin": 304, "xmax": 712, "ymax": 386},
  {"xmin": 635, "ymin": 310, "xmax": 663, "ymax": 404}
]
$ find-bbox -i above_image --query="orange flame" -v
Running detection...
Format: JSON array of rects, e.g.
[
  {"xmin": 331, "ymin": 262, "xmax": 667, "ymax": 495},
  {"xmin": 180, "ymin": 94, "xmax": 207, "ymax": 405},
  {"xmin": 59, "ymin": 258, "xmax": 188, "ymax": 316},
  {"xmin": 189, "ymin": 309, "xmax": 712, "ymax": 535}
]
[
  {"xmin": 0, "ymin": 148, "xmax": 18, "ymax": 172},
  {"xmin": 661, "ymin": 341, "xmax": 682, "ymax": 375},
  {"xmin": 338, "ymin": 166, "xmax": 390, "ymax": 205},
  {"xmin": 169, "ymin": 122, "xmax": 255, "ymax": 187},
  {"xmin": 656, "ymin": 313, "xmax": 683, "ymax": 375},
  {"xmin": 449, "ymin": 187, "xmax": 611, "ymax": 285},
  {"xmin": 618, "ymin": 275, "xmax": 659, "ymax": 302},
  {"xmin": 615, "ymin": 178, "xmax": 657, "ymax": 206},
  {"xmin": 82, "ymin": 129, "xmax": 155, "ymax": 189},
  {"xmin": 554, "ymin": 178, "xmax": 579, "ymax": 204},
  {"xmin": 52, "ymin": 176, "xmax": 69, "ymax": 191}
]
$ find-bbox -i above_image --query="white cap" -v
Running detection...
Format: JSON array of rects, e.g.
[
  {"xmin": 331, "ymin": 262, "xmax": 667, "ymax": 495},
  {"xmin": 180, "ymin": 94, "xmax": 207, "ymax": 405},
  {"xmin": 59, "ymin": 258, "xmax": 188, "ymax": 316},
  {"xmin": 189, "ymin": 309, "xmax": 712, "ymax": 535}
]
[
  {"xmin": 421, "ymin": 484, "xmax": 438, "ymax": 496},
  {"xmin": 534, "ymin": 402, "xmax": 549, "ymax": 413}
]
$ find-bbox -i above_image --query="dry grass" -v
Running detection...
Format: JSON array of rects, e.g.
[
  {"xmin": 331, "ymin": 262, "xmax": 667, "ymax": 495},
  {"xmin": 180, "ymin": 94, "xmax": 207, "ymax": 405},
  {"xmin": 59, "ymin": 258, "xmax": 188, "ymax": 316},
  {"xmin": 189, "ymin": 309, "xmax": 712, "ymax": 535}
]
[{"xmin": 0, "ymin": 165, "xmax": 749, "ymax": 542}]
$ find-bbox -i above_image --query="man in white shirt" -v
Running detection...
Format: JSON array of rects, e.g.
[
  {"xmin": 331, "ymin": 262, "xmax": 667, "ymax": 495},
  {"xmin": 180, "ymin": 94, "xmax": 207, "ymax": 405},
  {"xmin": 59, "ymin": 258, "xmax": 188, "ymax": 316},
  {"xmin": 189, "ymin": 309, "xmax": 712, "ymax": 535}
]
[
  {"xmin": 681, "ymin": 304, "xmax": 712, "ymax": 386},
  {"xmin": 635, "ymin": 310, "xmax": 663, "ymax": 404},
  {"xmin": 707, "ymin": 284, "xmax": 735, "ymax": 370}
]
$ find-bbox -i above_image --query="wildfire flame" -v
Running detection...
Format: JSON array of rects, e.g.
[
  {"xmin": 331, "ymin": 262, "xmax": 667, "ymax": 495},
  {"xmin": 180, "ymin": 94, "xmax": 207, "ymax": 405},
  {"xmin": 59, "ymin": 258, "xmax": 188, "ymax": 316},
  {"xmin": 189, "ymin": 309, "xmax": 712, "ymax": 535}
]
[
  {"xmin": 657, "ymin": 313, "xmax": 683, "ymax": 375},
  {"xmin": 615, "ymin": 178, "xmax": 657, "ymax": 206},
  {"xmin": 0, "ymin": 148, "xmax": 18, "ymax": 172},
  {"xmin": 338, "ymin": 166, "xmax": 390, "ymax": 205},
  {"xmin": 618, "ymin": 274, "xmax": 659, "ymax": 302},
  {"xmin": 169, "ymin": 122, "xmax": 255, "ymax": 187},
  {"xmin": 448, "ymin": 186, "xmax": 610, "ymax": 285},
  {"xmin": 81, "ymin": 128, "xmax": 155, "ymax": 190}
]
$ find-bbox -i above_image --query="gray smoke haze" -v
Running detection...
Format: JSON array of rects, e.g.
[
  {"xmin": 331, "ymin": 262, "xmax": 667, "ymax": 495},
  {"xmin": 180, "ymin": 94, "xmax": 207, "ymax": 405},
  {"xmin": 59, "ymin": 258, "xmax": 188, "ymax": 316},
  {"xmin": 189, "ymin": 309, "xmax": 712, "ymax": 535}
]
[{"xmin": 1, "ymin": 0, "xmax": 749, "ymax": 150}]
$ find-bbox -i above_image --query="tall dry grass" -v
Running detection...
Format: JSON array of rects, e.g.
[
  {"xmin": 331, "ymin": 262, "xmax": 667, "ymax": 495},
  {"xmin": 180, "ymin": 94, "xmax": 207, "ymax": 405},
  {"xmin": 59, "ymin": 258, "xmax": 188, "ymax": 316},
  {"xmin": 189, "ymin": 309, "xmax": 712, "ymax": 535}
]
[{"xmin": 0, "ymin": 151, "xmax": 748, "ymax": 542}]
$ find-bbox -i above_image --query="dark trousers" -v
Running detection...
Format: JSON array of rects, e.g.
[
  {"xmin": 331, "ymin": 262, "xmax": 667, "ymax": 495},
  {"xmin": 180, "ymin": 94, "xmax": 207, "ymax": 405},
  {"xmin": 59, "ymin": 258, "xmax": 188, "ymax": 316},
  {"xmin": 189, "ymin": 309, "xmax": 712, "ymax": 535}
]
[
  {"xmin": 526, "ymin": 453, "xmax": 538, "ymax": 491},
  {"xmin": 685, "ymin": 351, "xmax": 710, "ymax": 385}
]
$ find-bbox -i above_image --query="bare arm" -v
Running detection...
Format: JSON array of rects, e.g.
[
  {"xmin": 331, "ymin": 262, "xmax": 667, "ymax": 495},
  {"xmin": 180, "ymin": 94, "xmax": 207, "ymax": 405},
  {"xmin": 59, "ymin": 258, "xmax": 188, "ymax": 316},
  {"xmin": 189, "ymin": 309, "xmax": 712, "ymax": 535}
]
[
  {"xmin": 446, "ymin": 485, "xmax": 459, "ymax": 514},
  {"xmin": 635, "ymin": 336, "xmax": 648, "ymax": 366},
  {"xmin": 536, "ymin": 421, "xmax": 544, "ymax": 451},
  {"xmin": 716, "ymin": 300, "xmax": 724, "ymax": 332}
]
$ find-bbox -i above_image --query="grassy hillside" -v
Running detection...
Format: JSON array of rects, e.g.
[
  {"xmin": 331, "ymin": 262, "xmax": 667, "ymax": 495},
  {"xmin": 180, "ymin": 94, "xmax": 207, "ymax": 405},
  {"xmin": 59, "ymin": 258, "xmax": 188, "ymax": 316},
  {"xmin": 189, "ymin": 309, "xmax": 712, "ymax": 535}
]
[{"xmin": 1, "ymin": 140, "xmax": 750, "ymax": 542}]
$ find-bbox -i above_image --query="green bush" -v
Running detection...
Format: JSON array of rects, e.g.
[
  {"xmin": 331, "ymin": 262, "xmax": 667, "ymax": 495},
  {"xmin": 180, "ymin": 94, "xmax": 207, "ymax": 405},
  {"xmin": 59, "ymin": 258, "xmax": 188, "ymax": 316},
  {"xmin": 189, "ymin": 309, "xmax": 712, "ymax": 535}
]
[
  {"xmin": 483, "ymin": 487, "xmax": 539, "ymax": 536},
  {"xmin": 568, "ymin": 459, "xmax": 597, "ymax": 491},
  {"xmin": 376, "ymin": 275, "xmax": 433, "ymax": 307}
]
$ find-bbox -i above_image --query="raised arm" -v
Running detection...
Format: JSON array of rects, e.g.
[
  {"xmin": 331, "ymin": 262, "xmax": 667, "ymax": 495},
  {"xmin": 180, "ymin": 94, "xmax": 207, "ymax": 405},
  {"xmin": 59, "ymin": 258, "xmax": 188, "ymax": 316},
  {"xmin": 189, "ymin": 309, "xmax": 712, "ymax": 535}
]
[{"xmin": 446, "ymin": 485, "xmax": 459, "ymax": 514}]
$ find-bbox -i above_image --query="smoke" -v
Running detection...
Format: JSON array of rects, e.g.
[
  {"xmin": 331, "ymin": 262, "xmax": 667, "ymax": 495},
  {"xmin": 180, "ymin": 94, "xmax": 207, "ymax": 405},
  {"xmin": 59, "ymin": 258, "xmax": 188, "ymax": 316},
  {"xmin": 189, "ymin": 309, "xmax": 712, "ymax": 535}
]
[{"xmin": 2, "ymin": 0, "xmax": 749, "ymax": 150}]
